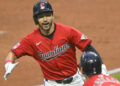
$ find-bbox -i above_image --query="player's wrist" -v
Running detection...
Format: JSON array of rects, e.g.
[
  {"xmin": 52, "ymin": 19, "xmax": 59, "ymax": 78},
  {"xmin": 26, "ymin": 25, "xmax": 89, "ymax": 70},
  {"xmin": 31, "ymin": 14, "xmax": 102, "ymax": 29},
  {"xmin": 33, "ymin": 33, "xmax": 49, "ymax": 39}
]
[{"xmin": 5, "ymin": 60, "xmax": 13, "ymax": 64}]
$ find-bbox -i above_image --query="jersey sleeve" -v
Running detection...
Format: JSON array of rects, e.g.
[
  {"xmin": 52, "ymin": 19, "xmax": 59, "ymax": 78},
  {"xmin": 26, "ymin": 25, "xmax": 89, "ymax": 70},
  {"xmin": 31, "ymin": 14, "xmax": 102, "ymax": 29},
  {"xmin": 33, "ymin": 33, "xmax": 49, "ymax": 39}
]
[
  {"xmin": 11, "ymin": 37, "xmax": 34, "ymax": 58},
  {"xmin": 69, "ymin": 27, "xmax": 92, "ymax": 51}
]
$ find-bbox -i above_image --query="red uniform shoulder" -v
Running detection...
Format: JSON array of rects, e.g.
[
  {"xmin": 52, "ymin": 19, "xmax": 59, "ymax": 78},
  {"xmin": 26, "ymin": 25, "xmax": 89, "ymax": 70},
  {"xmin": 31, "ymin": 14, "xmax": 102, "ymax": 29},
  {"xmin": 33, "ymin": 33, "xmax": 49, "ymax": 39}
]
[
  {"xmin": 83, "ymin": 74, "xmax": 120, "ymax": 86},
  {"xmin": 24, "ymin": 28, "xmax": 40, "ymax": 40}
]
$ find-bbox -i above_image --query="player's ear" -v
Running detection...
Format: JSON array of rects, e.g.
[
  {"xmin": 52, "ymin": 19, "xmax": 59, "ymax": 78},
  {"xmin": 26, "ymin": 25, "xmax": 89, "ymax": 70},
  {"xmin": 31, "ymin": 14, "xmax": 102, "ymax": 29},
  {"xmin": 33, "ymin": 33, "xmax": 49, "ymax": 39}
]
[{"xmin": 52, "ymin": 16, "xmax": 54, "ymax": 19}]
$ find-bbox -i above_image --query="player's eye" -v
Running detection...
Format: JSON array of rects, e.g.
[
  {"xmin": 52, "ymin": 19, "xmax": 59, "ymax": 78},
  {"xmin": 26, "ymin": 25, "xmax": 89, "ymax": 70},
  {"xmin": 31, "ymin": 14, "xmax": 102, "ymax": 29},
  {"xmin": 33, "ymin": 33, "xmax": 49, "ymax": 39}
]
[
  {"xmin": 46, "ymin": 13, "xmax": 52, "ymax": 17},
  {"xmin": 37, "ymin": 14, "xmax": 44, "ymax": 18},
  {"xmin": 37, "ymin": 12, "xmax": 52, "ymax": 19}
]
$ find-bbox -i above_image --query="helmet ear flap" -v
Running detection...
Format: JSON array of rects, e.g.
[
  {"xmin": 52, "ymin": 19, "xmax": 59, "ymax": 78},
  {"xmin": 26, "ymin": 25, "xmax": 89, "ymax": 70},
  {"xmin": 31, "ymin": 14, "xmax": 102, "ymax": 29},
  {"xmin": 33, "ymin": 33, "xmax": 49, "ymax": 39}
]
[{"xmin": 33, "ymin": 16, "xmax": 39, "ymax": 25}]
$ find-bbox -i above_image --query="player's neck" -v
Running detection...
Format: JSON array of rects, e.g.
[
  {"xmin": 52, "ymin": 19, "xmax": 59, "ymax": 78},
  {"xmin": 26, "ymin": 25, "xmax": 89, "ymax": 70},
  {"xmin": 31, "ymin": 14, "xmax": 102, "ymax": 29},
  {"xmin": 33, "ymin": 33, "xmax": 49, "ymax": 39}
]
[{"xmin": 40, "ymin": 23, "xmax": 55, "ymax": 36}]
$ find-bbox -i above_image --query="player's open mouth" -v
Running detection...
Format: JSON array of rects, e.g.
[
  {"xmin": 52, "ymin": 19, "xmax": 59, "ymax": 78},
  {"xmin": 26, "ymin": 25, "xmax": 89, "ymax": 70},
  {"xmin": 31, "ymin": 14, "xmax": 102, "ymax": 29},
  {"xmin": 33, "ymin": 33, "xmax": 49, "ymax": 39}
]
[
  {"xmin": 42, "ymin": 22, "xmax": 50, "ymax": 28},
  {"xmin": 43, "ymin": 22, "xmax": 49, "ymax": 26}
]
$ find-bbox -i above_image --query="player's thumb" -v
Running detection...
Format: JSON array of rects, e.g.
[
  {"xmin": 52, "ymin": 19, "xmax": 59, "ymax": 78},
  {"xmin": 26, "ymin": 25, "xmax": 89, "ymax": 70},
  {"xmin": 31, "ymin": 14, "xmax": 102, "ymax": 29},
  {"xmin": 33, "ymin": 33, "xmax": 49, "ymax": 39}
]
[
  {"xmin": 13, "ymin": 62, "xmax": 19, "ymax": 67},
  {"xmin": 10, "ymin": 62, "xmax": 19, "ymax": 73},
  {"xmin": 12, "ymin": 62, "xmax": 19, "ymax": 69}
]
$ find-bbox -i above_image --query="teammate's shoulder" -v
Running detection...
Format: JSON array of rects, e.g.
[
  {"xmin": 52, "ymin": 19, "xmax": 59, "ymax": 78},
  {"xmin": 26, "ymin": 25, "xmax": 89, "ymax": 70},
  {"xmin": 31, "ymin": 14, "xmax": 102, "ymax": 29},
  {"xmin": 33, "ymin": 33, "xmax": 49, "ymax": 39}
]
[{"xmin": 84, "ymin": 75, "xmax": 98, "ymax": 86}]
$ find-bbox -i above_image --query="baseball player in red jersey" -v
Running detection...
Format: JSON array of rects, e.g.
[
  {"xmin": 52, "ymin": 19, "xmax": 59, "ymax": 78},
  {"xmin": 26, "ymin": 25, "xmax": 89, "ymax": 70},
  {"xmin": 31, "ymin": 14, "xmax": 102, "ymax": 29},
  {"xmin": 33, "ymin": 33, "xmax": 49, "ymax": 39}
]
[
  {"xmin": 80, "ymin": 51, "xmax": 120, "ymax": 86},
  {"xmin": 4, "ymin": 1, "xmax": 108, "ymax": 86}
]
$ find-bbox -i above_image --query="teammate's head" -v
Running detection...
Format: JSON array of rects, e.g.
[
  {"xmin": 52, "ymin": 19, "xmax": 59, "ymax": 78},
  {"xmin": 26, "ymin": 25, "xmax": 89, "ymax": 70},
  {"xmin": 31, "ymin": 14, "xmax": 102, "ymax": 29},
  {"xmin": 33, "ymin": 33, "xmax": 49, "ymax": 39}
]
[
  {"xmin": 80, "ymin": 51, "xmax": 102, "ymax": 76},
  {"xmin": 33, "ymin": 1, "xmax": 53, "ymax": 25}
]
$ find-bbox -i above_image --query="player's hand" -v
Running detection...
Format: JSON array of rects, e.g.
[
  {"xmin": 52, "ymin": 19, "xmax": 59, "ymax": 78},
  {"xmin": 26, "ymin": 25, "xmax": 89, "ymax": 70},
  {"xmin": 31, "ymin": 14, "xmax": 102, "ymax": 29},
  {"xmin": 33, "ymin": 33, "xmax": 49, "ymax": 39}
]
[
  {"xmin": 102, "ymin": 64, "xmax": 109, "ymax": 76},
  {"xmin": 4, "ymin": 62, "xmax": 19, "ymax": 80}
]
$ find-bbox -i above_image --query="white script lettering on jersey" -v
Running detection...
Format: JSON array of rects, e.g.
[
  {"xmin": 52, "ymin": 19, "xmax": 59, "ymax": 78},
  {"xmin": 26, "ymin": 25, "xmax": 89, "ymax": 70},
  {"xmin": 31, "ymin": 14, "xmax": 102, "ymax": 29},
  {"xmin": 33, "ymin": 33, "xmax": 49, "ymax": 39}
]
[{"xmin": 37, "ymin": 43, "xmax": 70, "ymax": 61}]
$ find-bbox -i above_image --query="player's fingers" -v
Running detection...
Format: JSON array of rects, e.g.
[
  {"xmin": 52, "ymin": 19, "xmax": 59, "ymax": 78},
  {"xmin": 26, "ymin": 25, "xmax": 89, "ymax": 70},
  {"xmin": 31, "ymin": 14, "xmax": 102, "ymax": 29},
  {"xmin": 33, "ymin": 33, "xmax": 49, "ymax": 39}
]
[
  {"xmin": 13, "ymin": 62, "xmax": 19, "ymax": 68},
  {"xmin": 4, "ymin": 73, "xmax": 10, "ymax": 80},
  {"xmin": 10, "ymin": 62, "xmax": 19, "ymax": 73}
]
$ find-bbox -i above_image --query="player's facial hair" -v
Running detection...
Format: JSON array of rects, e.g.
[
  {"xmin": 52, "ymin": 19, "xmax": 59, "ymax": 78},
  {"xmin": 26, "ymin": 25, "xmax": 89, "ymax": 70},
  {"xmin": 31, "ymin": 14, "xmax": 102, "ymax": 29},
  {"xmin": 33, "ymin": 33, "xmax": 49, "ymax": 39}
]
[
  {"xmin": 39, "ymin": 21, "xmax": 52, "ymax": 33},
  {"xmin": 38, "ymin": 14, "xmax": 54, "ymax": 34}
]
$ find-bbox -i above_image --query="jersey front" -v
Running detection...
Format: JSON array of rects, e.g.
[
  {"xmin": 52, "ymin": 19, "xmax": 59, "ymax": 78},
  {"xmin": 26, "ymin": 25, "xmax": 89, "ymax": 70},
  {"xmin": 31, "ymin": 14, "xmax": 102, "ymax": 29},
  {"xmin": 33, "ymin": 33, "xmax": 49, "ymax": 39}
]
[
  {"xmin": 83, "ymin": 74, "xmax": 120, "ymax": 86},
  {"xmin": 11, "ymin": 23, "xmax": 91, "ymax": 80}
]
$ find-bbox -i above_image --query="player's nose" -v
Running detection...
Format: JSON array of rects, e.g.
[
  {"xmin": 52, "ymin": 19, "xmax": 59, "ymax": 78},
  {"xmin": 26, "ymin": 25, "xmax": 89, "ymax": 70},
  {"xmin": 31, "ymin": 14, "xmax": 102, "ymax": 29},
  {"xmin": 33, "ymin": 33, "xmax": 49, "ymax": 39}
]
[{"xmin": 43, "ymin": 16, "xmax": 47, "ymax": 21}]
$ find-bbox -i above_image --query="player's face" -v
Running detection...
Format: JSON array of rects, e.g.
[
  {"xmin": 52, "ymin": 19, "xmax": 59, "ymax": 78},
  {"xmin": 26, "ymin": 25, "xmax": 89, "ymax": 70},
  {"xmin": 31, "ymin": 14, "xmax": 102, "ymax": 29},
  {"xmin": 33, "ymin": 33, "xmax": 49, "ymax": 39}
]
[{"xmin": 37, "ymin": 12, "xmax": 54, "ymax": 32}]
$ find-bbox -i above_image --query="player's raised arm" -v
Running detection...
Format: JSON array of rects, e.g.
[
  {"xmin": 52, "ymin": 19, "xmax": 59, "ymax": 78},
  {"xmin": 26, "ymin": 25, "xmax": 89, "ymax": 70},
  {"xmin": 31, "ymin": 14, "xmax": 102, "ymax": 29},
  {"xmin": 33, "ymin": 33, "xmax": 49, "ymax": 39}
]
[{"xmin": 4, "ymin": 51, "xmax": 19, "ymax": 80}]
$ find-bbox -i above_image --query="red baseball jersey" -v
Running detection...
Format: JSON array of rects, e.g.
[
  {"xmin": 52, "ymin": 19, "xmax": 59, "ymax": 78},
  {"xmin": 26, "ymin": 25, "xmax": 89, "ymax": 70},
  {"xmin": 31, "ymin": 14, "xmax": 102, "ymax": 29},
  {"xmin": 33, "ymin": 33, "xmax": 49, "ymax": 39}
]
[
  {"xmin": 83, "ymin": 74, "xmax": 120, "ymax": 86},
  {"xmin": 11, "ymin": 23, "xmax": 91, "ymax": 80}
]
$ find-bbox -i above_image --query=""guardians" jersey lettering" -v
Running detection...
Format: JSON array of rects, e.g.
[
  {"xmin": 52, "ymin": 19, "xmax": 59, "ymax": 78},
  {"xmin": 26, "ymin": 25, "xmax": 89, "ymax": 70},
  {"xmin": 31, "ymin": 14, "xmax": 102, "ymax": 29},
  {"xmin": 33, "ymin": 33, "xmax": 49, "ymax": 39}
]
[{"xmin": 38, "ymin": 43, "xmax": 70, "ymax": 61}]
